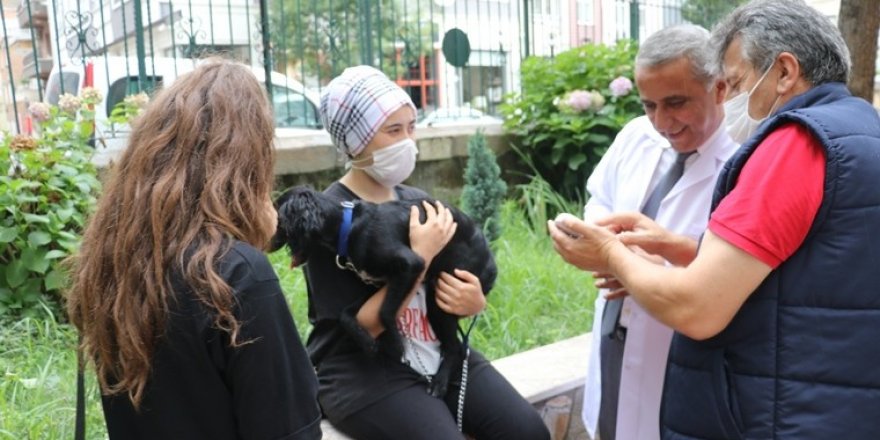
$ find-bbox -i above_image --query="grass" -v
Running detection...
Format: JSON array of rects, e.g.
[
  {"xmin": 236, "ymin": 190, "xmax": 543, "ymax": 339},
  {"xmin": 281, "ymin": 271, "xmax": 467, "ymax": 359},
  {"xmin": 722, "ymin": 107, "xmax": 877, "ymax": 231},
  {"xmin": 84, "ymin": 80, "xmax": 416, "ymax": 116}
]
[
  {"xmin": 0, "ymin": 315, "xmax": 105, "ymax": 440},
  {"xmin": 0, "ymin": 199, "xmax": 595, "ymax": 438}
]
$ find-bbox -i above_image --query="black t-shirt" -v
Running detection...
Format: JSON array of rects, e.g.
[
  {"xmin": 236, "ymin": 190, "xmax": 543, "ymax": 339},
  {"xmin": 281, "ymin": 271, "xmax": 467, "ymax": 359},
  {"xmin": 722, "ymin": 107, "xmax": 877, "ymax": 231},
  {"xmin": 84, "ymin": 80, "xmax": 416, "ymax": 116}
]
[
  {"xmin": 101, "ymin": 241, "xmax": 322, "ymax": 440},
  {"xmin": 302, "ymin": 182, "xmax": 489, "ymax": 423}
]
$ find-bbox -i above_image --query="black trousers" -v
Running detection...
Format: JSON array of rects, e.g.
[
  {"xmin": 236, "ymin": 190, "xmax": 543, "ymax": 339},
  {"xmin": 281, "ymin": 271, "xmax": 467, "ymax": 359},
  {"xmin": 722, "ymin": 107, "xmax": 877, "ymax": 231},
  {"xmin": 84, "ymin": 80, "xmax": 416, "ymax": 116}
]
[
  {"xmin": 333, "ymin": 363, "xmax": 550, "ymax": 440},
  {"xmin": 598, "ymin": 330, "xmax": 626, "ymax": 440}
]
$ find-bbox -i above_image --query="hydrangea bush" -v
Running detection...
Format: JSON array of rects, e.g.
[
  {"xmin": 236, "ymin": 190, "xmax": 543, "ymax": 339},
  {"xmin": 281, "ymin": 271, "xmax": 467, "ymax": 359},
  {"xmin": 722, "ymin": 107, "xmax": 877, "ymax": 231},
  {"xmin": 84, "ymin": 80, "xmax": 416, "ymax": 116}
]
[
  {"xmin": 500, "ymin": 40, "xmax": 643, "ymax": 199},
  {"xmin": 0, "ymin": 89, "xmax": 107, "ymax": 319}
]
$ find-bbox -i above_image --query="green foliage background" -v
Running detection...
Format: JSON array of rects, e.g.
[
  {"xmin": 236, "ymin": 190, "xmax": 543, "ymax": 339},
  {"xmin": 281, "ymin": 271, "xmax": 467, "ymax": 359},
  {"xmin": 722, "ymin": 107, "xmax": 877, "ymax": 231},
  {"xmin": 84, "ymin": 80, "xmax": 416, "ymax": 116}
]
[
  {"xmin": 500, "ymin": 41, "xmax": 643, "ymax": 200},
  {"xmin": 461, "ymin": 131, "xmax": 507, "ymax": 243},
  {"xmin": 681, "ymin": 0, "xmax": 749, "ymax": 29},
  {"xmin": 0, "ymin": 106, "xmax": 101, "ymax": 319},
  {"xmin": 270, "ymin": 0, "xmax": 436, "ymax": 83}
]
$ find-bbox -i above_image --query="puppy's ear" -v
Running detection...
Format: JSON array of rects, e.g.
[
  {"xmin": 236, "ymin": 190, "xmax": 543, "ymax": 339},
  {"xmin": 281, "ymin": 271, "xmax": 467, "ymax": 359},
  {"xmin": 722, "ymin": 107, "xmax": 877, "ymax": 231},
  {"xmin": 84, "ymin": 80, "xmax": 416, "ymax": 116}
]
[
  {"xmin": 268, "ymin": 189, "xmax": 294, "ymax": 252},
  {"xmin": 285, "ymin": 187, "xmax": 325, "ymax": 243}
]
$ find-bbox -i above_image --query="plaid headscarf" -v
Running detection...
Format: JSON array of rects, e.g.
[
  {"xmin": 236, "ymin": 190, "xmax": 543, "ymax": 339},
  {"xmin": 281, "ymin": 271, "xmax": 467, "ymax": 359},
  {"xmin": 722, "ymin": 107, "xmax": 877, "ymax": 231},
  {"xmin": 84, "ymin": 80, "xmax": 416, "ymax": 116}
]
[{"xmin": 320, "ymin": 65, "xmax": 416, "ymax": 158}]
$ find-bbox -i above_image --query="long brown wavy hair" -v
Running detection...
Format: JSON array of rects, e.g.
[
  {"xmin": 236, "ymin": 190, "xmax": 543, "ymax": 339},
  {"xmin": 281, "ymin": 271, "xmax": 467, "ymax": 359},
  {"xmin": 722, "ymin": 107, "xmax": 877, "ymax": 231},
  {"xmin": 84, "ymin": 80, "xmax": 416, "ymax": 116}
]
[{"xmin": 66, "ymin": 59, "xmax": 277, "ymax": 408}]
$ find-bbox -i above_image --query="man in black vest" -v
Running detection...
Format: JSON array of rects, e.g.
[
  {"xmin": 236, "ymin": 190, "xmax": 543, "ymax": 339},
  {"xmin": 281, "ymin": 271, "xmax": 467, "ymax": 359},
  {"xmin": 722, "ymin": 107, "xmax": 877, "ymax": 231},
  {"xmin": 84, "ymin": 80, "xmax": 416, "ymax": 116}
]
[{"xmin": 550, "ymin": 1, "xmax": 880, "ymax": 438}]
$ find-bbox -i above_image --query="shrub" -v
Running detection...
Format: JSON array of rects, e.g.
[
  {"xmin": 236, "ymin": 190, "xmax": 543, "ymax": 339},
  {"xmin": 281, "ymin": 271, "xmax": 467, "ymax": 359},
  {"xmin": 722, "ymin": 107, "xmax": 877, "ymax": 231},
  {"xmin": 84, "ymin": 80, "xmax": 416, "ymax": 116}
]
[
  {"xmin": 500, "ymin": 40, "xmax": 643, "ymax": 200},
  {"xmin": 516, "ymin": 174, "xmax": 585, "ymax": 235},
  {"xmin": 461, "ymin": 131, "xmax": 507, "ymax": 242},
  {"xmin": 0, "ymin": 91, "xmax": 105, "ymax": 319}
]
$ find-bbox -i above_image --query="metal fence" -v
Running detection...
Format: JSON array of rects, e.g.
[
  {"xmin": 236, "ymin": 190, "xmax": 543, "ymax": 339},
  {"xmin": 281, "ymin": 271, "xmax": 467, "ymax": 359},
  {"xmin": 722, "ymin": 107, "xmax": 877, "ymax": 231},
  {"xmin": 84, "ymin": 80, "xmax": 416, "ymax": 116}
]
[{"xmin": 2, "ymin": 0, "xmax": 689, "ymax": 136}]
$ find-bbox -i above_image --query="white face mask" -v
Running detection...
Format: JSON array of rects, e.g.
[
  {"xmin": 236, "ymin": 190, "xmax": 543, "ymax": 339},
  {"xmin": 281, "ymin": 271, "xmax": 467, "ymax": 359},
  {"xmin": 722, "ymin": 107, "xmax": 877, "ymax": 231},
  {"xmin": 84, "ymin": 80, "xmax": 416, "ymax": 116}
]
[
  {"xmin": 723, "ymin": 63, "xmax": 781, "ymax": 144},
  {"xmin": 351, "ymin": 138, "xmax": 418, "ymax": 187}
]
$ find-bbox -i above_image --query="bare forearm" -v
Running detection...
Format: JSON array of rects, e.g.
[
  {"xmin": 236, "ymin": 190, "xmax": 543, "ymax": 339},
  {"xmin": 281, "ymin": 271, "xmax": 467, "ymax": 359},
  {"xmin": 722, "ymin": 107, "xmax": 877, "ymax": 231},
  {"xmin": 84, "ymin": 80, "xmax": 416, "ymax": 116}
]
[
  {"xmin": 605, "ymin": 241, "xmax": 701, "ymax": 334},
  {"xmin": 606, "ymin": 231, "xmax": 771, "ymax": 340},
  {"xmin": 356, "ymin": 271, "xmax": 426, "ymax": 338},
  {"xmin": 663, "ymin": 234, "xmax": 700, "ymax": 266}
]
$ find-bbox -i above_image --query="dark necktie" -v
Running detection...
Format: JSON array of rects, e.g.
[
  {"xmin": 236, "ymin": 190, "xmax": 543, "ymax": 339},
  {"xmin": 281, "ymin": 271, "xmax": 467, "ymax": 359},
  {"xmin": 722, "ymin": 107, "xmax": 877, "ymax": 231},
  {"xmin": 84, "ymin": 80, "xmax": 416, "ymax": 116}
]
[{"xmin": 600, "ymin": 150, "xmax": 696, "ymax": 337}]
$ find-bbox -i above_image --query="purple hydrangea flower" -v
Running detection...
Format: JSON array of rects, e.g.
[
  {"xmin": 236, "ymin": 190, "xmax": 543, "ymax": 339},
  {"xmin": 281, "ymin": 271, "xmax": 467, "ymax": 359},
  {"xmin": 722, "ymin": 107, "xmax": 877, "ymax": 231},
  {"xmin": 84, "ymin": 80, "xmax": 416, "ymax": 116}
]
[{"xmin": 609, "ymin": 76, "xmax": 633, "ymax": 97}]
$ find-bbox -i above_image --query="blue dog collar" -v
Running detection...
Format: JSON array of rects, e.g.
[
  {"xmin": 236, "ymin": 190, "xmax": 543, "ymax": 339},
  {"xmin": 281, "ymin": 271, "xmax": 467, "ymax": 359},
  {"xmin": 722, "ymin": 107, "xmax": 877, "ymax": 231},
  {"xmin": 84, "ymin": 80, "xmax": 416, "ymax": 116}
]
[{"xmin": 337, "ymin": 201, "xmax": 355, "ymax": 258}]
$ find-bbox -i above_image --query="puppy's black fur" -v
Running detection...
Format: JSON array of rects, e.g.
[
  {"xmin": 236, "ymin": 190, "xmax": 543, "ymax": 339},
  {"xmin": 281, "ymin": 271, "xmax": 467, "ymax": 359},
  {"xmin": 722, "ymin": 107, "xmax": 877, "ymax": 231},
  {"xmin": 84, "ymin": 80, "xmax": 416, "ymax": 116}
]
[{"xmin": 271, "ymin": 185, "xmax": 497, "ymax": 397}]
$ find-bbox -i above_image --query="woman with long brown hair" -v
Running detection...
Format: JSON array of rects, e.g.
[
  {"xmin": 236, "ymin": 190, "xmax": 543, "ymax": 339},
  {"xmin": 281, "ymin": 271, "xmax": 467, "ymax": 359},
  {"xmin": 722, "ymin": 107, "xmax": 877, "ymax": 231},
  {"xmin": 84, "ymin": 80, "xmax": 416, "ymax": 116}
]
[{"xmin": 66, "ymin": 59, "xmax": 321, "ymax": 439}]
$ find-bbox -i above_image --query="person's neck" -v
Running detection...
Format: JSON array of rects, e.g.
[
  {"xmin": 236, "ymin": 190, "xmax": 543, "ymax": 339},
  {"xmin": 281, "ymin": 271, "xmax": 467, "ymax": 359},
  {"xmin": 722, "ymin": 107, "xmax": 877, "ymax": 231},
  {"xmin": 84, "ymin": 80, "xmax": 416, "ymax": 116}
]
[{"xmin": 339, "ymin": 170, "xmax": 396, "ymax": 203}]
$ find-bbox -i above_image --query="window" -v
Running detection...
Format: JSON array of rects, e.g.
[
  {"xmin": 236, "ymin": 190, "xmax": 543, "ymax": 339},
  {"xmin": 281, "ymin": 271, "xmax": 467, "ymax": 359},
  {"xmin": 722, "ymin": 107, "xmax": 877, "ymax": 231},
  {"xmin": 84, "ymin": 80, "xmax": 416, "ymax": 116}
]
[
  {"xmin": 577, "ymin": 0, "xmax": 594, "ymax": 26},
  {"xmin": 534, "ymin": 0, "xmax": 552, "ymax": 16},
  {"xmin": 271, "ymin": 86, "xmax": 319, "ymax": 129}
]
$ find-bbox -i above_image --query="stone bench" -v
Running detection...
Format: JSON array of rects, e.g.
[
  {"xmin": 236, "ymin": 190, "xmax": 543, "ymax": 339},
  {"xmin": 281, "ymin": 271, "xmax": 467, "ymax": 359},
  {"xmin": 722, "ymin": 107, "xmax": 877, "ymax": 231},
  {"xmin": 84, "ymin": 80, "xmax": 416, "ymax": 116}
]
[{"xmin": 321, "ymin": 333, "xmax": 592, "ymax": 440}]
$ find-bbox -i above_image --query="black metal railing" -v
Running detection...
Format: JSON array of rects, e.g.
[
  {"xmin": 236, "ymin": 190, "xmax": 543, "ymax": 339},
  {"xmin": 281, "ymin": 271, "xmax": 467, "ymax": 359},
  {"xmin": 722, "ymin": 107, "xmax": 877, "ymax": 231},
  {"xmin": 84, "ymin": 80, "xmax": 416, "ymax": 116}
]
[{"xmin": 2, "ymin": 0, "xmax": 692, "ymax": 137}]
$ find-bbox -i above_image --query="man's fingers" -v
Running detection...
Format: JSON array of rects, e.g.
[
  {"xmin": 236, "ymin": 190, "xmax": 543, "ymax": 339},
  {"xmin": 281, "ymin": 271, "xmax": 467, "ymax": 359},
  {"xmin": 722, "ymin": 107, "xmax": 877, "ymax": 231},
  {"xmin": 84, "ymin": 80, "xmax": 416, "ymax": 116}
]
[
  {"xmin": 604, "ymin": 288, "xmax": 629, "ymax": 300},
  {"xmin": 594, "ymin": 211, "xmax": 644, "ymax": 231},
  {"xmin": 618, "ymin": 231, "xmax": 654, "ymax": 248}
]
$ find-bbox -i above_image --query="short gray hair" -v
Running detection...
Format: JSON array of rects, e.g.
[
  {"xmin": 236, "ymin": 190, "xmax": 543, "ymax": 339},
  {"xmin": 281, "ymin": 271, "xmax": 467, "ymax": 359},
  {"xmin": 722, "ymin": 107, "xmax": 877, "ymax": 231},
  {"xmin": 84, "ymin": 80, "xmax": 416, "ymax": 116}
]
[
  {"xmin": 635, "ymin": 24, "xmax": 716, "ymax": 88},
  {"xmin": 710, "ymin": 0, "xmax": 851, "ymax": 85}
]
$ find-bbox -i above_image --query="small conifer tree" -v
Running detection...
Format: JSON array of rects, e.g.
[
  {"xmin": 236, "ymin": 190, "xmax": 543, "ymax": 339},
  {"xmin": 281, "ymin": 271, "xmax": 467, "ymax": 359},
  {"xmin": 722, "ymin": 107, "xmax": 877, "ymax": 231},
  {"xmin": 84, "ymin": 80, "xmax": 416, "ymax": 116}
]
[{"xmin": 461, "ymin": 131, "xmax": 507, "ymax": 242}]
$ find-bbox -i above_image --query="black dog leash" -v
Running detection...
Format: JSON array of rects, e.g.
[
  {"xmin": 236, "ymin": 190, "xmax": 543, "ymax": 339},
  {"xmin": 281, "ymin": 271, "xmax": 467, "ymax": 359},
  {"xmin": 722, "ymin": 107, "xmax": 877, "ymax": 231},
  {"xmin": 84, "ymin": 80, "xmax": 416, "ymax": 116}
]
[
  {"xmin": 75, "ymin": 337, "xmax": 86, "ymax": 440},
  {"xmin": 455, "ymin": 315, "xmax": 479, "ymax": 432}
]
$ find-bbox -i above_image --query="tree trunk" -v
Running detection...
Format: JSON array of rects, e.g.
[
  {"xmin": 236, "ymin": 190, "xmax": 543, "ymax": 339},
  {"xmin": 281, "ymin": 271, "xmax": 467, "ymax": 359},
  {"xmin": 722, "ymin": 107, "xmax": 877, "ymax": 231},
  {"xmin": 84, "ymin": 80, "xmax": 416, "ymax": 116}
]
[{"xmin": 838, "ymin": 0, "xmax": 880, "ymax": 103}]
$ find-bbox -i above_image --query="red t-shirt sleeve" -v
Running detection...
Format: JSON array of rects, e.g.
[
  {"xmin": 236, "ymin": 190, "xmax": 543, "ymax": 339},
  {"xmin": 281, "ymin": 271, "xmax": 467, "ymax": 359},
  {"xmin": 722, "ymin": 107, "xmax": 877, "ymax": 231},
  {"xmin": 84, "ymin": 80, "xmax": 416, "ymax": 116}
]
[{"xmin": 708, "ymin": 123, "xmax": 825, "ymax": 269}]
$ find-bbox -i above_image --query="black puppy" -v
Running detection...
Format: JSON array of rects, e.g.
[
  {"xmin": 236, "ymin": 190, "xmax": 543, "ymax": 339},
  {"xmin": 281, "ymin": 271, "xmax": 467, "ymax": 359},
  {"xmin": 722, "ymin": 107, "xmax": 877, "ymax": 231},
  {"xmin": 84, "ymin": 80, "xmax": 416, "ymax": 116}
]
[{"xmin": 271, "ymin": 185, "xmax": 497, "ymax": 397}]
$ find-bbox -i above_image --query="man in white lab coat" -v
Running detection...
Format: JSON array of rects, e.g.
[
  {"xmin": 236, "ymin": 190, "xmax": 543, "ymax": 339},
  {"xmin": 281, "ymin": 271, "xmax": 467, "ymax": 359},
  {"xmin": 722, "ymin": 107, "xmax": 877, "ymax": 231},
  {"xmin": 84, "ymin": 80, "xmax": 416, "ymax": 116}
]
[{"xmin": 581, "ymin": 25, "xmax": 739, "ymax": 440}]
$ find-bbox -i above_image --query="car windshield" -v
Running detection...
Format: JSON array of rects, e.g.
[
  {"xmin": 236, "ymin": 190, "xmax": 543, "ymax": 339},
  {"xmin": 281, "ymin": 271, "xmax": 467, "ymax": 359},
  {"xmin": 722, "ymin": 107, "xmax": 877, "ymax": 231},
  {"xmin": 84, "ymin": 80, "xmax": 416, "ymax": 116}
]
[
  {"xmin": 45, "ymin": 71, "xmax": 81, "ymax": 105},
  {"xmin": 272, "ymin": 86, "xmax": 319, "ymax": 128}
]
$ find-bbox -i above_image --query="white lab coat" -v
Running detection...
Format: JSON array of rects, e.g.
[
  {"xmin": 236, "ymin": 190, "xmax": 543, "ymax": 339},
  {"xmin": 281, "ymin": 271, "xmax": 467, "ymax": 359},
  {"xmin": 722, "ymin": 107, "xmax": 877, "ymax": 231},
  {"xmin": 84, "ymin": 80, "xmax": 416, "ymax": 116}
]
[{"xmin": 581, "ymin": 116, "xmax": 739, "ymax": 440}]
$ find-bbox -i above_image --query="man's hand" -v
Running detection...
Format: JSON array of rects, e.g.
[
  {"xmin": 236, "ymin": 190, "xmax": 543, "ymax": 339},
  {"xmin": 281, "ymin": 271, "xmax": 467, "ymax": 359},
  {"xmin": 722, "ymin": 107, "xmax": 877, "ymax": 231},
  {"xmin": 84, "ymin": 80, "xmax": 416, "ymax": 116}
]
[
  {"xmin": 548, "ymin": 213, "xmax": 621, "ymax": 273},
  {"xmin": 595, "ymin": 212, "xmax": 699, "ymax": 266},
  {"xmin": 435, "ymin": 269, "xmax": 486, "ymax": 317},
  {"xmin": 595, "ymin": 247, "xmax": 666, "ymax": 300}
]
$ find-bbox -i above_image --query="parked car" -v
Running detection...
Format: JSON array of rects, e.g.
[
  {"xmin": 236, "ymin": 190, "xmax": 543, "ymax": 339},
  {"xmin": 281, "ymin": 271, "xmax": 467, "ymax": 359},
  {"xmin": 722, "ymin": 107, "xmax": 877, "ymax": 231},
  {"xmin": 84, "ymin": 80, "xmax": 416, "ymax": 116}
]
[
  {"xmin": 44, "ymin": 56, "xmax": 321, "ymax": 137},
  {"xmin": 417, "ymin": 107, "xmax": 502, "ymax": 128}
]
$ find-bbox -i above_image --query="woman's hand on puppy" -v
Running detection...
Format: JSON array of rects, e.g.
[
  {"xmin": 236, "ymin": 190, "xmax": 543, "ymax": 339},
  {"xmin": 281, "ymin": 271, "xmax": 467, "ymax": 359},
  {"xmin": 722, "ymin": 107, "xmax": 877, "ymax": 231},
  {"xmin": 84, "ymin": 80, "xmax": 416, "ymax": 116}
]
[
  {"xmin": 436, "ymin": 269, "xmax": 486, "ymax": 317},
  {"xmin": 409, "ymin": 200, "xmax": 457, "ymax": 266}
]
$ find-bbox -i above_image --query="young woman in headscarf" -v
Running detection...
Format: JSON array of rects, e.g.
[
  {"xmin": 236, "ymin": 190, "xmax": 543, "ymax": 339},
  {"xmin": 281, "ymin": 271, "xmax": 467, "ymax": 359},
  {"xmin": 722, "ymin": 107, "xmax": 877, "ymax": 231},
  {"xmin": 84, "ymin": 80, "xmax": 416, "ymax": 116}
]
[
  {"xmin": 301, "ymin": 66, "xmax": 549, "ymax": 440},
  {"xmin": 67, "ymin": 59, "xmax": 322, "ymax": 439}
]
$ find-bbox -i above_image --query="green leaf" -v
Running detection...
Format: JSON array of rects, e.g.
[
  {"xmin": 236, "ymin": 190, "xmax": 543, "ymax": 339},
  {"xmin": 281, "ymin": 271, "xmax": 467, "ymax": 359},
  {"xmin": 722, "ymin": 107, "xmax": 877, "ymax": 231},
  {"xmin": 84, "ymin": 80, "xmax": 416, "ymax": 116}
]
[
  {"xmin": 23, "ymin": 213, "xmax": 50, "ymax": 224},
  {"xmin": 0, "ymin": 227, "xmax": 16, "ymax": 243},
  {"xmin": 6, "ymin": 260, "xmax": 27, "ymax": 288},
  {"xmin": 568, "ymin": 153, "xmax": 588, "ymax": 170},
  {"xmin": 44, "ymin": 250, "xmax": 68, "ymax": 260},
  {"xmin": 27, "ymin": 231, "xmax": 52, "ymax": 247},
  {"xmin": 21, "ymin": 247, "xmax": 50, "ymax": 274},
  {"xmin": 44, "ymin": 269, "xmax": 67, "ymax": 291}
]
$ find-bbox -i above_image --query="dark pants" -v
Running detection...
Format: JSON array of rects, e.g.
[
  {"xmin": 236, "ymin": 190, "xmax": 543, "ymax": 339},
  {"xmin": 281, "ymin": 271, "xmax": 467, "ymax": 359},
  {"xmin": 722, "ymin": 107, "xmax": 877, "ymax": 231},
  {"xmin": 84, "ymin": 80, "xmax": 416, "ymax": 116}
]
[
  {"xmin": 598, "ymin": 330, "xmax": 626, "ymax": 440},
  {"xmin": 333, "ymin": 363, "xmax": 550, "ymax": 440}
]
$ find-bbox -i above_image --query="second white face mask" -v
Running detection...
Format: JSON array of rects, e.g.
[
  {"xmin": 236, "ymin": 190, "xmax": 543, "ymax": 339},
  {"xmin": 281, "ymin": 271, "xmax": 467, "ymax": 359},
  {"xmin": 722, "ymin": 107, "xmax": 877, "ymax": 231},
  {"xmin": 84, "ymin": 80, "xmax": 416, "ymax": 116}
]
[
  {"xmin": 352, "ymin": 138, "xmax": 418, "ymax": 187},
  {"xmin": 723, "ymin": 63, "xmax": 779, "ymax": 144}
]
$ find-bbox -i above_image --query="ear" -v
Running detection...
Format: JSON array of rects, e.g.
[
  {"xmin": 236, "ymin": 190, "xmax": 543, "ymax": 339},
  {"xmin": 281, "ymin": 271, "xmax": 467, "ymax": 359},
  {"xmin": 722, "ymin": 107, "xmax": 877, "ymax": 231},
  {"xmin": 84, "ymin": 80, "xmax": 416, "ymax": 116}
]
[
  {"xmin": 287, "ymin": 189, "xmax": 325, "ymax": 241},
  {"xmin": 775, "ymin": 52, "xmax": 802, "ymax": 96},
  {"xmin": 712, "ymin": 79, "xmax": 727, "ymax": 105},
  {"xmin": 268, "ymin": 189, "xmax": 294, "ymax": 252}
]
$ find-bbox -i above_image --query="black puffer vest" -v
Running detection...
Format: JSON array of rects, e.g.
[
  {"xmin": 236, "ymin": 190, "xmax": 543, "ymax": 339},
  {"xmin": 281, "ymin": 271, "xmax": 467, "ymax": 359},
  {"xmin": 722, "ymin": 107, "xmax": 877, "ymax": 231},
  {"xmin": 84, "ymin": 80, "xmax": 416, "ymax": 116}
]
[{"xmin": 661, "ymin": 83, "xmax": 880, "ymax": 440}]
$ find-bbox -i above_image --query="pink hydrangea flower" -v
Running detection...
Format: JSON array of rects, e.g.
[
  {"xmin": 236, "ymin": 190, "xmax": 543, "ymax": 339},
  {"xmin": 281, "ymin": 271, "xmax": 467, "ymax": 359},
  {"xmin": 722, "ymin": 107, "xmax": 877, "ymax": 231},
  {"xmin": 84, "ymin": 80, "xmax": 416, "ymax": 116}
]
[
  {"xmin": 58, "ymin": 93, "xmax": 82, "ymax": 114},
  {"xmin": 609, "ymin": 76, "xmax": 633, "ymax": 97},
  {"xmin": 566, "ymin": 90, "xmax": 593, "ymax": 113},
  {"xmin": 28, "ymin": 102, "xmax": 51, "ymax": 123}
]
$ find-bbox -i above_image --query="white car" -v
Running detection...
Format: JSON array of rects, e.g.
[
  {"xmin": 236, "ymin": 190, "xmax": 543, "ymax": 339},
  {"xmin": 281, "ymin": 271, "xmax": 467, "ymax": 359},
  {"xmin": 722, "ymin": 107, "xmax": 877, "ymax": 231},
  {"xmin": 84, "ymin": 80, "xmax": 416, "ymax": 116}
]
[{"xmin": 417, "ymin": 107, "xmax": 502, "ymax": 128}]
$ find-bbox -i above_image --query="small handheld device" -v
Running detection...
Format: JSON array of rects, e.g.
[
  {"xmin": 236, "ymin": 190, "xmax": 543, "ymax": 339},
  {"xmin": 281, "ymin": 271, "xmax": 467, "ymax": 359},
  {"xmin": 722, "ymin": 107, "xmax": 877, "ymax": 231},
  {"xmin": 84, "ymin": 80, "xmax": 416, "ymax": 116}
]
[{"xmin": 554, "ymin": 213, "xmax": 582, "ymax": 239}]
